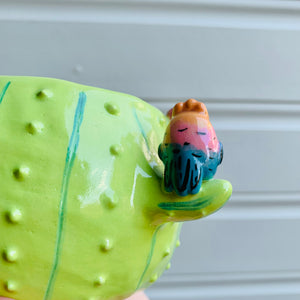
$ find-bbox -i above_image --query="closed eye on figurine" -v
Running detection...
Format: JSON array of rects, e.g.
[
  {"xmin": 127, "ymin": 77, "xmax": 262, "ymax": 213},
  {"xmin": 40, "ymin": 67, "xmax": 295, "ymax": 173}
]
[
  {"xmin": 178, "ymin": 128, "xmax": 188, "ymax": 132},
  {"xmin": 197, "ymin": 131, "xmax": 206, "ymax": 135}
]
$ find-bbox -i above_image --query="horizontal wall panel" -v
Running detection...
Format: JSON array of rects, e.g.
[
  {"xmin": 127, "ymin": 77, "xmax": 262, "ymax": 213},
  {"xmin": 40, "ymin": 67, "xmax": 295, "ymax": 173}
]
[
  {"xmin": 147, "ymin": 219, "xmax": 300, "ymax": 299},
  {"xmin": 213, "ymin": 191, "xmax": 300, "ymax": 220},
  {"xmin": 147, "ymin": 270, "xmax": 300, "ymax": 300},
  {"xmin": 169, "ymin": 219, "xmax": 300, "ymax": 274},
  {"xmin": 217, "ymin": 130, "xmax": 300, "ymax": 192},
  {"xmin": 0, "ymin": 18, "xmax": 300, "ymax": 101},
  {"xmin": 148, "ymin": 218, "xmax": 300, "ymax": 299},
  {"xmin": 2, "ymin": 0, "xmax": 300, "ymax": 29}
]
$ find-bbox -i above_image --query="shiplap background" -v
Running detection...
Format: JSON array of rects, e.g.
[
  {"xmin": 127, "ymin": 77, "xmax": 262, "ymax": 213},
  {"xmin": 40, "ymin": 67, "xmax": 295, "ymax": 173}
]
[{"xmin": 1, "ymin": 0, "xmax": 300, "ymax": 299}]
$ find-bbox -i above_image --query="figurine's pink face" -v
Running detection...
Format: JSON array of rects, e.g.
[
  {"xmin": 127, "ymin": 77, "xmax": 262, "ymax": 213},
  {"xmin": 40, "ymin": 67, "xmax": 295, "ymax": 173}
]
[{"xmin": 163, "ymin": 112, "xmax": 220, "ymax": 154}]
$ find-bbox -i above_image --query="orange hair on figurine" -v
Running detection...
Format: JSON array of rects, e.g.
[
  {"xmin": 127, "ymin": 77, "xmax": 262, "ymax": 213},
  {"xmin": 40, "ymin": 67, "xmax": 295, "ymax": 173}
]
[{"xmin": 172, "ymin": 98, "xmax": 208, "ymax": 117}]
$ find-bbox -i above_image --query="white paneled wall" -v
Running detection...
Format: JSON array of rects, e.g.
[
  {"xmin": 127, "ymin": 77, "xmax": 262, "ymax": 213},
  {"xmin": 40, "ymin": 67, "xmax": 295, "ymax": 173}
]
[{"xmin": 1, "ymin": 1, "xmax": 300, "ymax": 299}]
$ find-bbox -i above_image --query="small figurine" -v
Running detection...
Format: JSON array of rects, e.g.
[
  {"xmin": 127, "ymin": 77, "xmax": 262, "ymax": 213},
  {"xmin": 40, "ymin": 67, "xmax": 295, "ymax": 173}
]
[{"xmin": 158, "ymin": 99, "xmax": 223, "ymax": 196}]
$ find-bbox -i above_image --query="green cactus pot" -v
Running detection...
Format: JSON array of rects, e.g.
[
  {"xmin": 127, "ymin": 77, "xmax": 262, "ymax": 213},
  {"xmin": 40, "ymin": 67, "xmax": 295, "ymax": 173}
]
[{"xmin": 0, "ymin": 77, "xmax": 232, "ymax": 300}]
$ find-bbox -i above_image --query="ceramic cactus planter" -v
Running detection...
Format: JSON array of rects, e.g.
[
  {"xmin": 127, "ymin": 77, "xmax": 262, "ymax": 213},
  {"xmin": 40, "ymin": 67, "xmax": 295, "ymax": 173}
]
[{"xmin": 0, "ymin": 77, "xmax": 232, "ymax": 300}]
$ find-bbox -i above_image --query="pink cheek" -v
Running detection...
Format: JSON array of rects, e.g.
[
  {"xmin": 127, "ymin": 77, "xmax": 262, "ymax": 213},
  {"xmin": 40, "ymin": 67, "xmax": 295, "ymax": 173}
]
[
  {"xmin": 169, "ymin": 130, "xmax": 188, "ymax": 145},
  {"xmin": 191, "ymin": 138, "xmax": 206, "ymax": 151},
  {"xmin": 208, "ymin": 139, "xmax": 219, "ymax": 151},
  {"xmin": 169, "ymin": 121, "xmax": 189, "ymax": 145},
  {"xmin": 192, "ymin": 127, "xmax": 210, "ymax": 150}
]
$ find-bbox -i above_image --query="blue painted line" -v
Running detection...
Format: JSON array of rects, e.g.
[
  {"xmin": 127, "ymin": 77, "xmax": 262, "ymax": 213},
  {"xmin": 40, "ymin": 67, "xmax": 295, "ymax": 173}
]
[
  {"xmin": 136, "ymin": 225, "xmax": 163, "ymax": 290},
  {"xmin": 133, "ymin": 108, "xmax": 150, "ymax": 152},
  {"xmin": 0, "ymin": 81, "xmax": 11, "ymax": 104},
  {"xmin": 43, "ymin": 92, "xmax": 87, "ymax": 300},
  {"xmin": 158, "ymin": 195, "xmax": 212, "ymax": 211}
]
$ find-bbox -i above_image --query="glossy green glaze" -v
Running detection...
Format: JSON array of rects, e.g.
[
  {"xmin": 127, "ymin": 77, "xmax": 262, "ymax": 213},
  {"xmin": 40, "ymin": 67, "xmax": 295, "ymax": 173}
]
[{"xmin": 0, "ymin": 77, "xmax": 232, "ymax": 300}]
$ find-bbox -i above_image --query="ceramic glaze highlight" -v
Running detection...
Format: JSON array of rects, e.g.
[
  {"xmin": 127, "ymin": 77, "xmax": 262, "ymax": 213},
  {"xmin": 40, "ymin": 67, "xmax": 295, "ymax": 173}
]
[{"xmin": 0, "ymin": 77, "xmax": 232, "ymax": 300}]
